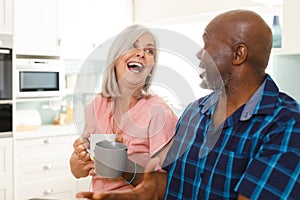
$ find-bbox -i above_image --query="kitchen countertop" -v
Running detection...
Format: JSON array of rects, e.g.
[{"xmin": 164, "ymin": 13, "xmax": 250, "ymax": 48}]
[{"xmin": 14, "ymin": 123, "xmax": 80, "ymax": 139}]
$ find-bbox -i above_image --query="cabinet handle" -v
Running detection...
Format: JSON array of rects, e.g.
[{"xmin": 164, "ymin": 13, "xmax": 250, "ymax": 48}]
[
  {"xmin": 57, "ymin": 38, "xmax": 61, "ymax": 47},
  {"xmin": 43, "ymin": 138, "xmax": 52, "ymax": 144},
  {"xmin": 43, "ymin": 164, "xmax": 53, "ymax": 170},
  {"xmin": 43, "ymin": 188, "xmax": 53, "ymax": 195}
]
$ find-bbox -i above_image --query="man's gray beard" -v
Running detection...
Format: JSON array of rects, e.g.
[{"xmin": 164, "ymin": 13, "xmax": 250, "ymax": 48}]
[{"xmin": 199, "ymin": 78, "xmax": 225, "ymax": 92}]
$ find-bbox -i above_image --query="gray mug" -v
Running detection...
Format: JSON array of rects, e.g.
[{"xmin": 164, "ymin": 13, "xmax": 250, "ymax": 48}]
[{"xmin": 94, "ymin": 140, "xmax": 128, "ymax": 178}]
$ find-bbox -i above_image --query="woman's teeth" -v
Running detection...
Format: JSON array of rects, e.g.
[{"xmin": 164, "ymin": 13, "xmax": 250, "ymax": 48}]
[
  {"xmin": 128, "ymin": 62, "xmax": 143, "ymax": 73},
  {"xmin": 128, "ymin": 62, "xmax": 143, "ymax": 68}
]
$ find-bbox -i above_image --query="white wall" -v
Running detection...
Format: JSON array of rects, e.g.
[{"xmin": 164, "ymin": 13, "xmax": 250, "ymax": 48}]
[
  {"xmin": 132, "ymin": 0, "xmax": 284, "ymax": 109},
  {"xmin": 133, "ymin": 0, "xmax": 268, "ymax": 23}
]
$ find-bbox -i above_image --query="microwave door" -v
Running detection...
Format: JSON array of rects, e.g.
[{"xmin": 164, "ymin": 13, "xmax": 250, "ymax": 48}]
[
  {"xmin": 18, "ymin": 71, "xmax": 61, "ymax": 98},
  {"xmin": 20, "ymin": 71, "xmax": 59, "ymax": 91}
]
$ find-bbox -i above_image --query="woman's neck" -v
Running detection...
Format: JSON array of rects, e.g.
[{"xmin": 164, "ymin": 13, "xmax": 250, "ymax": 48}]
[
  {"xmin": 115, "ymin": 95, "xmax": 139, "ymax": 110},
  {"xmin": 112, "ymin": 95, "xmax": 139, "ymax": 132},
  {"xmin": 113, "ymin": 88, "xmax": 141, "ymax": 122}
]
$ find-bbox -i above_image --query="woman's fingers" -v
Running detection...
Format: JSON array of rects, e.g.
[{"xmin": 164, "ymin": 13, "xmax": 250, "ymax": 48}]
[
  {"xmin": 73, "ymin": 137, "xmax": 91, "ymax": 160},
  {"xmin": 76, "ymin": 192, "xmax": 94, "ymax": 199},
  {"xmin": 115, "ymin": 135, "xmax": 123, "ymax": 143},
  {"xmin": 73, "ymin": 137, "xmax": 83, "ymax": 148},
  {"xmin": 83, "ymin": 161, "xmax": 94, "ymax": 171}
]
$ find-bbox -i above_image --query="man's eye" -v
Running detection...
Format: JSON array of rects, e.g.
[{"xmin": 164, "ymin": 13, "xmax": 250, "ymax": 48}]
[{"xmin": 144, "ymin": 48, "xmax": 154, "ymax": 55}]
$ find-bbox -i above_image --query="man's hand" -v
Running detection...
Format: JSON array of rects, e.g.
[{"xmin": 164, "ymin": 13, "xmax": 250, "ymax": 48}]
[{"xmin": 76, "ymin": 157, "xmax": 166, "ymax": 200}]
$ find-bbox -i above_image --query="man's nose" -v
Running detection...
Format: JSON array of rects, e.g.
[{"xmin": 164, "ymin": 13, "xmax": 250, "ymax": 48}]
[{"xmin": 196, "ymin": 49, "xmax": 203, "ymax": 60}]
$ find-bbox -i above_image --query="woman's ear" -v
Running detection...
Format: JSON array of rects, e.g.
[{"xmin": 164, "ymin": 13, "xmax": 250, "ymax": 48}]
[{"xmin": 233, "ymin": 43, "xmax": 247, "ymax": 65}]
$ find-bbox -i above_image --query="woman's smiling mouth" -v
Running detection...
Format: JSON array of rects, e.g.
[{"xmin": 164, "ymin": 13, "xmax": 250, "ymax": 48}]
[{"xmin": 127, "ymin": 61, "xmax": 143, "ymax": 73}]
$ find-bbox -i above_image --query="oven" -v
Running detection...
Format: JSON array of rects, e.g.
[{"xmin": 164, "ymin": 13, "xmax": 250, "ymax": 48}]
[
  {"xmin": 0, "ymin": 48, "xmax": 12, "ymax": 100},
  {"xmin": 0, "ymin": 35, "xmax": 13, "ymax": 137},
  {"xmin": 0, "ymin": 103, "xmax": 12, "ymax": 137}
]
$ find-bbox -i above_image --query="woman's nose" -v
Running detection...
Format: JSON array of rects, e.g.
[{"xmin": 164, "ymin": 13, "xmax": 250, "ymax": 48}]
[{"xmin": 136, "ymin": 48, "xmax": 145, "ymax": 59}]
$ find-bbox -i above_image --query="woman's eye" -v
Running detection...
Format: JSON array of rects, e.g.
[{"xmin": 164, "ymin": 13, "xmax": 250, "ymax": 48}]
[
  {"xmin": 144, "ymin": 48, "xmax": 154, "ymax": 55},
  {"xmin": 130, "ymin": 44, "xmax": 137, "ymax": 49}
]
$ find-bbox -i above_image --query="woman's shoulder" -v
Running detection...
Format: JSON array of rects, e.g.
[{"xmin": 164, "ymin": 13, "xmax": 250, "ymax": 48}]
[
  {"xmin": 90, "ymin": 94, "xmax": 112, "ymax": 108},
  {"xmin": 144, "ymin": 94, "xmax": 170, "ymax": 107}
]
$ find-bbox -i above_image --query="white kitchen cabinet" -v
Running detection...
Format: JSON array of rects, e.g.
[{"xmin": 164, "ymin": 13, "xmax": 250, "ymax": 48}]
[
  {"xmin": 13, "ymin": 0, "xmax": 60, "ymax": 56},
  {"xmin": 281, "ymin": 0, "xmax": 300, "ymax": 54},
  {"xmin": 14, "ymin": 125, "xmax": 91, "ymax": 200},
  {"xmin": 0, "ymin": 137, "xmax": 13, "ymax": 200},
  {"xmin": 0, "ymin": 0, "xmax": 13, "ymax": 34},
  {"xmin": 59, "ymin": 0, "xmax": 94, "ymax": 59},
  {"xmin": 60, "ymin": 0, "xmax": 132, "ymax": 59},
  {"xmin": 90, "ymin": 0, "xmax": 133, "ymax": 48}
]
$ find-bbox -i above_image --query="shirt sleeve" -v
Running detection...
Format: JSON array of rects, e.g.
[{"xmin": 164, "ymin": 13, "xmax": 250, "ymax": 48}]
[{"xmin": 235, "ymin": 120, "xmax": 300, "ymax": 199}]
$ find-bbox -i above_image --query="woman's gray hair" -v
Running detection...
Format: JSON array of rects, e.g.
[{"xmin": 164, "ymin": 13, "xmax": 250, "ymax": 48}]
[{"xmin": 101, "ymin": 24, "xmax": 158, "ymax": 99}]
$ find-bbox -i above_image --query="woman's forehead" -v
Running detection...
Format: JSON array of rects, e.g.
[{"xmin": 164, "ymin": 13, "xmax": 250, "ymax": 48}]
[{"xmin": 135, "ymin": 33, "xmax": 156, "ymax": 47}]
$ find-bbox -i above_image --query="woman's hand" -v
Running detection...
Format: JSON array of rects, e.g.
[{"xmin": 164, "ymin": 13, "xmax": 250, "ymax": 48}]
[
  {"xmin": 73, "ymin": 137, "xmax": 91, "ymax": 162},
  {"xmin": 70, "ymin": 137, "xmax": 94, "ymax": 178}
]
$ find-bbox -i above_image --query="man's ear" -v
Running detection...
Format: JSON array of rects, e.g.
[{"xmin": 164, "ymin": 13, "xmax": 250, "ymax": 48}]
[{"xmin": 233, "ymin": 43, "xmax": 247, "ymax": 65}]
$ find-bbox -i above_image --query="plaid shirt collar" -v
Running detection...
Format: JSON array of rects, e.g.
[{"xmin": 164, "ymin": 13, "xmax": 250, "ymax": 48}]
[{"xmin": 199, "ymin": 74, "xmax": 278, "ymax": 121}]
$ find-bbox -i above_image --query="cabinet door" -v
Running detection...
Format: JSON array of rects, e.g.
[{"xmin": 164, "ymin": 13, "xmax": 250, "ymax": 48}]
[
  {"xmin": 0, "ymin": 0, "xmax": 13, "ymax": 34},
  {"xmin": 59, "ymin": 0, "xmax": 94, "ymax": 59},
  {"xmin": 14, "ymin": 0, "xmax": 60, "ymax": 56},
  {"xmin": 282, "ymin": 0, "xmax": 300, "ymax": 53},
  {"xmin": 60, "ymin": 0, "xmax": 132, "ymax": 59},
  {"xmin": 91, "ymin": 0, "xmax": 133, "ymax": 48},
  {"xmin": 0, "ymin": 137, "xmax": 13, "ymax": 200},
  {"xmin": 14, "ymin": 134, "xmax": 81, "ymax": 200},
  {"xmin": 15, "ymin": 177, "xmax": 77, "ymax": 200}
]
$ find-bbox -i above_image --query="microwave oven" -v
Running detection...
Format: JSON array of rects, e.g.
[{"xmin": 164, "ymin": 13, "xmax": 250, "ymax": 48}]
[{"xmin": 16, "ymin": 58, "xmax": 65, "ymax": 98}]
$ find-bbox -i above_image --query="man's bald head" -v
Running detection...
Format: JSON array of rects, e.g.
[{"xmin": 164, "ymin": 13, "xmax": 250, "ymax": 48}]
[{"xmin": 206, "ymin": 10, "xmax": 273, "ymax": 71}]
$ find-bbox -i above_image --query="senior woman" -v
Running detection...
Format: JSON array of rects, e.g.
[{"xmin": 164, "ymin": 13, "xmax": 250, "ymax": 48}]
[{"xmin": 70, "ymin": 24, "xmax": 178, "ymax": 192}]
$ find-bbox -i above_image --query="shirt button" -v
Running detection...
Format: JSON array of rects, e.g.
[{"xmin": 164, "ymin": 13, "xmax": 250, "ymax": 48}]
[{"xmin": 200, "ymin": 173, "xmax": 204, "ymax": 178}]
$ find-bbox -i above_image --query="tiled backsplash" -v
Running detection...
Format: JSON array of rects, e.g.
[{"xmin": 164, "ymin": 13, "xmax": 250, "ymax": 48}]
[{"xmin": 16, "ymin": 101, "xmax": 59, "ymax": 124}]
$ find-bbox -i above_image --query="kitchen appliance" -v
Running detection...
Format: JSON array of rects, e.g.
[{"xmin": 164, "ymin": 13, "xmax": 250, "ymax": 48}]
[
  {"xmin": 16, "ymin": 56, "xmax": 64, "ymax": 98},
  {"xmin": 0, "ymin": 48, "xmax": 12, "ymax": 100},
  {"xmin": 0, "ymin": 35, "xmax": 13, "ymax": 137},
  {"xmin": 0, "ymin": 103, "xmax": 12, "ymax": 137}
]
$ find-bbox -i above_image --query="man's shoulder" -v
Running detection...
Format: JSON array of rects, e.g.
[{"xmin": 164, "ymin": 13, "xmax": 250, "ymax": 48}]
[
  {"xmin": 261, "ymin": 75, "xmax": 300, "ymax": 117},
  {"xmin": 278, "ymin": 92, "xmax": 300, "ymax": 106},
  {"xmin": 276, "ymin": 92, "xmax": 300, "ymax": 117}
]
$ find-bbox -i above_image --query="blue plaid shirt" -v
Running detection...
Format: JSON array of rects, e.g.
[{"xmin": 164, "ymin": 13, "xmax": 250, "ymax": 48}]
[{"xmin": 164, "ymin": 75, "xmax": 300, "ymax": 200}]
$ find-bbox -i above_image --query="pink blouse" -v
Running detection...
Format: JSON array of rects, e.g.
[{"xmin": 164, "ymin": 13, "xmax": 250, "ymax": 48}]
[{"xmin": 84, "ymin": 94, "xmax": 178, "ymax": 191}]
